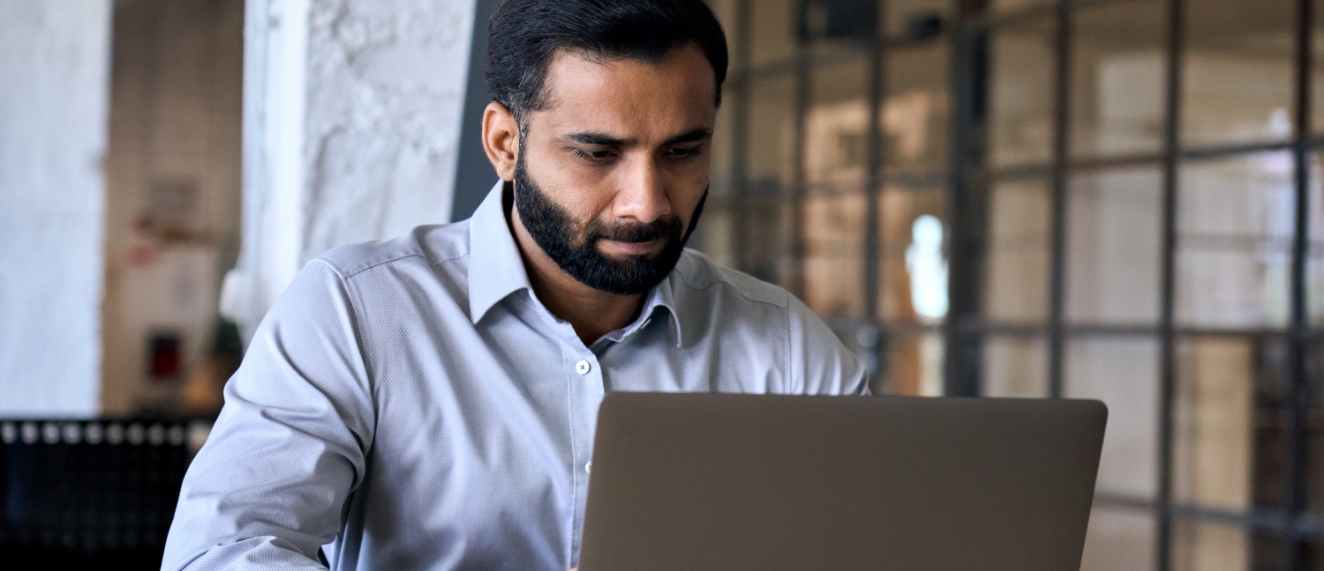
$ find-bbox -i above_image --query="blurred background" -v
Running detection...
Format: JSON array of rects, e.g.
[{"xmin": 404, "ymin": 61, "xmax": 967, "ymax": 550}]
[{"xmin": 1, "ymin": 0, "xmax": 1323, "ymax": 568}]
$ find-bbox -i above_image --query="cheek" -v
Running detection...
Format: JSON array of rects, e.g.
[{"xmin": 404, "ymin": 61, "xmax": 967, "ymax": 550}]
[
  {"xmin": 668, "ymin": 160, "xmax": 710, "ymax": 212},
  {"xmin": 560, "ymin": 169, "xmax": 619, "ymax": 216},
  {"xmin": 526, "ymin": 148, "xmax": 616, "ymax": 216}
]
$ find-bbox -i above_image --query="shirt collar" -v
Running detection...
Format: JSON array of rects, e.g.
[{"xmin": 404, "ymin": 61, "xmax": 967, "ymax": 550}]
[
  {"xmin": 465, "ymin": 179, "xmax": 685, "ymax": 348},
  {"xmin": 598, "ymin": 282, "xmax": 683, "ymax": 349},
  {"xmin": 468, "ymin": 180, "xmax": 533, "ymax": 324},
  {"xmin": 654, "ymin": 272, "xmax": 684, "ymax": 348}
]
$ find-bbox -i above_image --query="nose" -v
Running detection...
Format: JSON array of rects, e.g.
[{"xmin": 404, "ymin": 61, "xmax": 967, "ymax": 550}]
[{"xmin": 612, "ymin": 155, "xmax": 671, "ymax": 223}]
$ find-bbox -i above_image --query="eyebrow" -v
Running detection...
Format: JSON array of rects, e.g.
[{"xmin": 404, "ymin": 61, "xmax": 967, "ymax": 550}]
[
  {"xmin": 563, "ymin": 128, "xmax": 713, "ymax": 147},
  {"xmin": 663, "ymin": 128, "xmax": 714, "ymax": 146}
]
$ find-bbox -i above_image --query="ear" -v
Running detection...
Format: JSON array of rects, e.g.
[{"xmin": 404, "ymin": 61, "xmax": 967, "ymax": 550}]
[{"xmin": 482, "ymin": 102, "xmax": 520, "ymax": 181}]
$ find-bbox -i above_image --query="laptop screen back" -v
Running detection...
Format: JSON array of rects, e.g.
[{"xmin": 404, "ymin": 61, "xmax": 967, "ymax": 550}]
[{"xmin": 579, "ymin": 393, "xmax": 1107, "ymax": 571}]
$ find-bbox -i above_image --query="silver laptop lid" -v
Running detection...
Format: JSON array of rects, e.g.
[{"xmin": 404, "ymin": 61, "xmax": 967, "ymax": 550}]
[{"xmin": 580, "ymin": 393, "xmax": 1106, "ymax": 571}]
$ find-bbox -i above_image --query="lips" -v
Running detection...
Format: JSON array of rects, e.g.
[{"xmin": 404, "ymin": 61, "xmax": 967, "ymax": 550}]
[{"xmin": 599, "ymin": 238, "xmax": 662, "ymax": 256}]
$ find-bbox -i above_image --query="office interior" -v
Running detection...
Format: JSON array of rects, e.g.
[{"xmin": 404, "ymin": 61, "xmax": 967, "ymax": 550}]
[{"xmin": 0, "ymin": 0, "xmax": 1322, "ymax": 568}]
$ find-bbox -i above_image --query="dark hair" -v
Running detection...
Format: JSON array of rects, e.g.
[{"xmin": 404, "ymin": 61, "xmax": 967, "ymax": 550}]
[{"xmin": 486, "ymin": 0, "xmax": 729, "ymax": 124}]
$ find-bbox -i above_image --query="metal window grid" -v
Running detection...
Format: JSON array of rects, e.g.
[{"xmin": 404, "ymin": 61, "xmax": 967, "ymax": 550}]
[{"xmin": 712, "ymin": 0, "xmax": 1323, "ymax": 569}]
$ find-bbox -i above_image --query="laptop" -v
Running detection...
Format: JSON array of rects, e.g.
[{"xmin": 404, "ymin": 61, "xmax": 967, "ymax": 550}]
[{"xmin": 578, "ymin": 392, "xmax": 1107, "ymax": 571}]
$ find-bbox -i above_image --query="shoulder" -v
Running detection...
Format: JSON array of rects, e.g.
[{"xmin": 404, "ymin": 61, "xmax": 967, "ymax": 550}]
[
  {"xmin": 669, "ymin": 249, "xmax": 791, "ymax": 309},
  {"xmin": 294, "ymin": 223, "xmax": 472, "ymax": 320},
  {"xmin": 669, "ymin": 249, "xmax": 868, "ymax": 395},
  {"xmin": 666, "ymin": 249, "xmax": 823, "ymax": 350},
  {"xmin": 313, "ymin": 222, "xmax": 471, "ymax": 281}
]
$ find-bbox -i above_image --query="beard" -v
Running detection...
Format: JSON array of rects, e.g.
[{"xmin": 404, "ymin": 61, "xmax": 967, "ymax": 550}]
[{"xmin": 513, "ymin": 150, "xmax": 707, "ymax": 296}]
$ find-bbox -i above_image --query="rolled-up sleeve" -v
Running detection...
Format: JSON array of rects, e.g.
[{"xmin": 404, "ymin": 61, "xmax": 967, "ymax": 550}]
[{"xmin": 162, "ymin": 260, "xmax": 376, "ymax": 570}]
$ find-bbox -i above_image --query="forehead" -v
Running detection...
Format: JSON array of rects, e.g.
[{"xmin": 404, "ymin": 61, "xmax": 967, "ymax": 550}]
[{"xmin": 532, "ymin": 45, "xmax": 717, "ymax": 139}]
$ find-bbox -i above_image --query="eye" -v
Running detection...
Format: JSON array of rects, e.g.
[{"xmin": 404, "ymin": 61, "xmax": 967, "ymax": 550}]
[
  {"xmin": 572, "ymin": 148, "xmax": 617, "ymax": 162},
  {"xmin": 665, "ymin": 145, "xmax": 704, "ymax": 159}
]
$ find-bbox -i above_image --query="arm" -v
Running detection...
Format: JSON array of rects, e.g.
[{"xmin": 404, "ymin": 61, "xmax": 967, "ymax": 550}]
[
  {"xmin": 162, "ymin": 260, "xmax": 377, "ymax": 570},
  {"xmin": 786, "ymin": 295, "xmax": 871, "ymax": 396}
]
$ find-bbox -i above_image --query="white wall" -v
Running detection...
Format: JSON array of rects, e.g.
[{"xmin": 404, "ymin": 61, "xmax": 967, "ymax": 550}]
[
  {"xmin": 0, "ymin": 1, "xmax": 113, "ymax": 417},
  {"xmin": 226, "ymin": 0, "xmax": 476, "ymax": 338},
  {"xmin": 302, "ymin": 0, "xmax": 473, "ymax": 261}
]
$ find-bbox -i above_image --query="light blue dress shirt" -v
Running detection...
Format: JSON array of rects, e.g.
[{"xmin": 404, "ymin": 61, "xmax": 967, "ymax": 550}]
[{"xmin": 162, "ymin": 182, "xmax": 869, "ymax": 571}]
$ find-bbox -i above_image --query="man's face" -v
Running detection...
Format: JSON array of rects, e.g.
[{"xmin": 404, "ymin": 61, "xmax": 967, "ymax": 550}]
[{"xmin": 513, "ymin": 45, "xmax": 716, "ymax": 295}]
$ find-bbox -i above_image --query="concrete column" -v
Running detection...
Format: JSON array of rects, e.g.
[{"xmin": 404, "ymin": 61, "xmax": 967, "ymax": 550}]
[
  {"xmin": 0, "ymin": 1, "xmax": 113, "ymax": 416},
  {"xmin": 225, "ymin": 0, "xmax": 477, "ymax": 339}
]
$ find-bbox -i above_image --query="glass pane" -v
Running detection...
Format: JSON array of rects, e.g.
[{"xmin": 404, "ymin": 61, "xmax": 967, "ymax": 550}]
[
  {"xmin": 1173, "ymin": 337, "xmax": 1257, "ymax": 511},
  {"xmin": 1314, "ymin": 0, "xmax": 1324, "ymax": 136},
  {"xmin": 878, "ymin": 185, "xmax": 947, "ymax": 323},
  {"xmin": 803, "ymin": 58, "xmax": 869, "ymax": 318},
  {"xmin": 1079, "ymin": 506, "xmax": 1156, "ymax": 571},
  {"xmin": 691, "ymin": 196, "xmax": 736, "ymax": 267},
  {"xmin": 1176, "ymin": 155, "xmax": 1295, "ymax": 329},
  {"xmin": 985, "ymin": 178, "xmax": 1051, "ymax": 323},
  {"xmin": 702, "ymin": 84, "xmax": 739, "ymax": 268},
  {"xmin": 1069, "ymin": 0, "xmax": 1167, "ymax": 158},
  {"xmin": 1310, "ymin": 150, "xmax": 1324, "ymax": 327},
  {"xmin": 1250, "ymin": 337, "xmax": 1293, "ymax": 511},
  {"xmin": 742, "ymin": 76, "xmax": 797, "ymax": 285},
  {"xmin": 982, "ymin": 336, "xmax": 1047, "ymax": 397},
  {"xmin": 801, "ymin": 7, "xmax": 878, "ymax": 53},
  {"xmin": 805, "ymin": 57, "xmax": 870, "ymax": 192},
  {"xmin": 989, "ymin": 15, "xmax": 1056, "ymax": 168},
  {"xmin": 883, "ymin": 43, "xmax": 951, "ymax": 176},
  {"xmin": 881, "ymin": 333, "xmax": 944, "ymax": 396},
  {"xmin": 1249, "ymin": 533, "xmax": 1293, "ymax": 571},
  {"xmin": 1309, "ymin": 342, "xmax": 1324, "ymax": 517},
  {"xmin": 742, "ymin": 197, "xmax": 791, "ymax": 285},
  {"xmin": 1172, "ymin": 519, "xmax": 1248, "ymax": 571},
  {"xmin": 749, "ymin": 0, "xmax": 796, "ymax": 67},
  {"xmin": 803, "ymin": 192, "xmax": 866, "ymax": 317},
  {"xmin": 992, "ymin": 0, "xmax": 1051, "ymax": 14},
  {"xmin": 1066, "ymin": 167, "xmax": 1163, "ymax": 325},
  {"xmin": 882, "ymin": 0, "xmax": 951, "ymax": 39},
  {"xmin": 1182, "ymin": 0, "xmax": 1294, "ymax": 149},
  {"xmin": 706, "ymin": 0, "xmax": 742, "ymax": 70},
  {"xmin": 711, "ymin": 88, "xmax": 738, "ymax": 196},
  {"xmin": 747, "ymin": 77, "xmax": 797, "ymax": 192},
  {"xmin": 1306, "ymin": 540, "xmax": 1324, "ymax": 571},
  {"xmin": 1065, "ymin": 338, "xmax": 1160, "ymax": 499}
]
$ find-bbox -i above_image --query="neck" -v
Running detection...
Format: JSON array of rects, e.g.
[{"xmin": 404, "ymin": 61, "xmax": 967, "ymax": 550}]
[{"xmin": 508, "ymin": 205, "xmax": 645, "ymax": 347}]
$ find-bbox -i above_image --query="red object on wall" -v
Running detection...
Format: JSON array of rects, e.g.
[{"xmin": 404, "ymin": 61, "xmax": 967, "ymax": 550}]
[{"xmin": 148, "ymin": 333, "xmax": 182, "ymax": 382}]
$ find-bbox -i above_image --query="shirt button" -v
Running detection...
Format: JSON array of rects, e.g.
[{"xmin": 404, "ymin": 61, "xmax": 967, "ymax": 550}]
[
  {"xmin": 585, "ymin": 461, "xmax": 592, "ymax": 474},
  {"xmin": 575, "ymin": 360, "xmax": 591, "ymax": 375}
]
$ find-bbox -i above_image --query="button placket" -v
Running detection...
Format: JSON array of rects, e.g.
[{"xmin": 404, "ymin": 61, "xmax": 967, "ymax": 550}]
[{"xmin": 567, "ymin": 350, "xmax": 603, "ymax": 567}]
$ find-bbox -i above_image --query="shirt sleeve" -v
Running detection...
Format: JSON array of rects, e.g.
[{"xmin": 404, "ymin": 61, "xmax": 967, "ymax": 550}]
[
  {"xmin": 162, "ymin": 260, "xmax": 376, "ymax": 570},
  {"xmin": 785, "ymin": 294, "xmax": 872, "ymax": 397}
]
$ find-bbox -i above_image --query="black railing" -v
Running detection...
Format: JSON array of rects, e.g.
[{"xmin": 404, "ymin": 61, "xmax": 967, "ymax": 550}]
[{"xmin": 0, "ymin": 419, "xmax": 194, "ymax": 568}]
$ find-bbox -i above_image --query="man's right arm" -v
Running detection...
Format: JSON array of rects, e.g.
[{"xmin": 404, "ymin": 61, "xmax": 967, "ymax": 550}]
[{"xmin": 161, "ymin": 260, "xmax": 377, "ymax": 570}]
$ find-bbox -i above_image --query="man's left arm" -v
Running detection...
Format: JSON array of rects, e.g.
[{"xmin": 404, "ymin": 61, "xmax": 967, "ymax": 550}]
[{"xmin": 785, "ymin": 295, "xmax": 871, "ymax": 396}]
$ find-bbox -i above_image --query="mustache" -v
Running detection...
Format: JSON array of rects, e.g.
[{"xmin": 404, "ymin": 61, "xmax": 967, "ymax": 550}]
[{"xmin": 587, "ymin": 216, "xmax": 683, "ymax": 244}]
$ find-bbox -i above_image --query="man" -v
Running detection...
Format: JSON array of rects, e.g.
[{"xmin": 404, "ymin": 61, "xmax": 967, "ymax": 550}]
[{"xmin": 162, "ymin": 0, "xmax": 867, "ymax": 569}]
